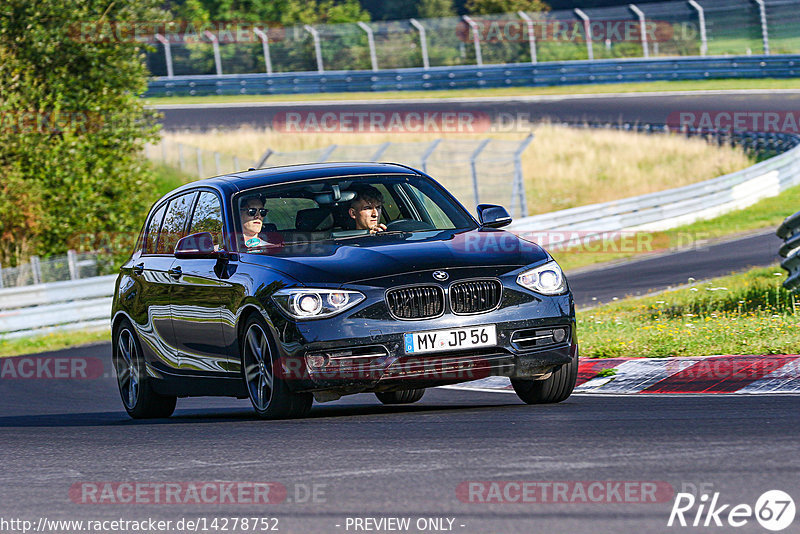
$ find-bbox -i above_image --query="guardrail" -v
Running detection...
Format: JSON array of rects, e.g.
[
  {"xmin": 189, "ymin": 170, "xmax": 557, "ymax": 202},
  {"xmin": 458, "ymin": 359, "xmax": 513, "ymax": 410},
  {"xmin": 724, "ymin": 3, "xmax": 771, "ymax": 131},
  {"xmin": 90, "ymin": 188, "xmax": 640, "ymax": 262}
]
[
  {"xmin": 145, "ymin": 54, "xmax": 800, "ymax": 97},
  {"xmin": 508, "ymin": 126, "xmax": 800, "ymax": 241},
  {"xmin": 777, "ymin": 211, "xmax": 800, "ymax": 291},
  {"xmin": 0, "ymin": 276, "xmax": 116, "ymax": 339}
]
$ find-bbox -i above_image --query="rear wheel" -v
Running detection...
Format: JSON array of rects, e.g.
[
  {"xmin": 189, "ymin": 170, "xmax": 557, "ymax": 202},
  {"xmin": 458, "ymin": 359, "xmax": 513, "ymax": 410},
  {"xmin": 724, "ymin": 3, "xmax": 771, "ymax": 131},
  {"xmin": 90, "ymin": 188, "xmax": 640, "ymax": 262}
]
[
  {"xmin": 511, "ymin": 347, "xmax": 578, "ymax": 404},
  {"xmin": 375, "ymin": 389, "xmax": 425, "ymax": 405},
  {"xmin": 113, "ymin": 320, "xmax": 177, "ymax": 419},
  {"xmin": 241, "ymin": 315, "xmax": 312, "ymax": 419}
]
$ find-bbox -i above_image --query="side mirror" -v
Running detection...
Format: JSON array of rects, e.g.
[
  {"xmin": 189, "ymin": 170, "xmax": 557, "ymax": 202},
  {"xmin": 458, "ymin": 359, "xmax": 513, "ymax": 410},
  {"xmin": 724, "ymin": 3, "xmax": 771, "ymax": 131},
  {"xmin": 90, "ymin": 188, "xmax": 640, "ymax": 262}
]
[
  {"xmin": 477, "ymin": 204, "xmax": 512, "ymax": 228},
  {"xmin": 174, "ymin": 232, "xmax": 223, "ymax": 259}
]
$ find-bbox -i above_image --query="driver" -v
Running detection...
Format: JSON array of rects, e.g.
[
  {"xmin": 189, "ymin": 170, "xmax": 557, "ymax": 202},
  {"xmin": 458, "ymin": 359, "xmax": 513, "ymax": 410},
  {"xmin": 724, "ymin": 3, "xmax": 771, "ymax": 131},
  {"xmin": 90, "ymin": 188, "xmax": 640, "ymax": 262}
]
[
  {"xmin": 239, "ymin": 195, "xmax": 272, "ymax": 248},
  {"xmin": 349, "ymin": 185, "xmax": 387, "ymax": 235}
]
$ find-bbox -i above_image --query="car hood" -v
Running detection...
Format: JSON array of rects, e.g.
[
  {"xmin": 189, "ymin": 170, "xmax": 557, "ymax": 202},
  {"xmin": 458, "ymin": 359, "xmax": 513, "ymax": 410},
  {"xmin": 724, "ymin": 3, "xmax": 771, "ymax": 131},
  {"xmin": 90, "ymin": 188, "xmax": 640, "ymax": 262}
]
[{"xmin": 241, "ymin": 228, "xmax": 549, "ymax": 285}]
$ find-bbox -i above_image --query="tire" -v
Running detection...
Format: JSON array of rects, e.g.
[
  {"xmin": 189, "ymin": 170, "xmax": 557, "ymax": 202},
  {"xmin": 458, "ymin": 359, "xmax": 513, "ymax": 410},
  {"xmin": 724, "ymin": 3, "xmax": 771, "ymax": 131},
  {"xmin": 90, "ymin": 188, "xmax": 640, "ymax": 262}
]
[
  {"xmin": 113, "ymin": 319, "xmax": 177, "ymax": 419},
  {"xmin": 511, "ymin": 346, "xmax": 579, "ymax": 405},
  {"xmin": 240, "ymin": 314, "xmax": 312, "ymax": 419},
  {"xmin": 375, "ymin": 388, "xmax": 425, "ymax": 405}
]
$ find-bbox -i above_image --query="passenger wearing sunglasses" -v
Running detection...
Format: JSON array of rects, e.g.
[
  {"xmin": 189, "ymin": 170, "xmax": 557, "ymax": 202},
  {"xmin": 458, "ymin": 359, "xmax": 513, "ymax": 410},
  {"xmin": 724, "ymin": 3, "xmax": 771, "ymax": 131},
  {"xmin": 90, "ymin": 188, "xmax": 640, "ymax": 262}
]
[{"xmin": 239, "ymin": 196, "xmax": 273, "ymax": 249}]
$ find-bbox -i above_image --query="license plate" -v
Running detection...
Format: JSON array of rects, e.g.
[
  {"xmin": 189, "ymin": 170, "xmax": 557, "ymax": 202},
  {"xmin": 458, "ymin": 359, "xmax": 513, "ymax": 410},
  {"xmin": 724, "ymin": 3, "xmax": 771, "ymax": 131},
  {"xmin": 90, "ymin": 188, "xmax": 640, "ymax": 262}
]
[{"xmin": 404, "ymin": 325, "xmax": 497, "ymax": 354}]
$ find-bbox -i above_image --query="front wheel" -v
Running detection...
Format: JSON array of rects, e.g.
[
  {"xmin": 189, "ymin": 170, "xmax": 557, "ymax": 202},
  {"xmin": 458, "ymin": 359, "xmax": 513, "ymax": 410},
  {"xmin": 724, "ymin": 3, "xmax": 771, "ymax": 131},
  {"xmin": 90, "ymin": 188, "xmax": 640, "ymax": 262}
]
[
  {"xmin": 511, "ymin": 347, "xmax": 578, "ymax": 404},
  {"xmin": 375, "ymin": 389, "xmax": 425, "ymax": 405},
  {"xmin": 240, "ymin": 315, "xmax": 312, "ymax": 419},
  {"xmin": 113, "ymin": 319, "xmax": 177, "ymax": 419}
]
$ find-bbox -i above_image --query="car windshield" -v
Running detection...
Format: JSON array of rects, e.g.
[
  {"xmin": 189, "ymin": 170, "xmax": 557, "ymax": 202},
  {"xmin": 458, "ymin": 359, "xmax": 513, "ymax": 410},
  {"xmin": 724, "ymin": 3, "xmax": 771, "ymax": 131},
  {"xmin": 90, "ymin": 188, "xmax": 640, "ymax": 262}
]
[{"xmin": 233, "ymin": 174, "xmax": 476, "ymax": 252}]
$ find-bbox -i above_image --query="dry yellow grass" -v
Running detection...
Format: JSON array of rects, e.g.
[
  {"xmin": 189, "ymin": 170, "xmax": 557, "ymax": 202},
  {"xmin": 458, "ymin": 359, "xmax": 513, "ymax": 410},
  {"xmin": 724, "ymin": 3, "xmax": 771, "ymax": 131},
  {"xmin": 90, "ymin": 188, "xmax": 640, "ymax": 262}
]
[{"xmin": 162, "ymin": 124, "xmax": 753, "ymax": 215}]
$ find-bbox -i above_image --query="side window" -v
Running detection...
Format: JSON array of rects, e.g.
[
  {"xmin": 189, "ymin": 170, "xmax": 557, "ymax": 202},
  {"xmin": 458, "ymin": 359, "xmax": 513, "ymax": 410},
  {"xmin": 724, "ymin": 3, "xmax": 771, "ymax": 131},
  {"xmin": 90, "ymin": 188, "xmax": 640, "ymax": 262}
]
[
  {"xmin": 372, "ymin": 184, "xmax": 400, "ymax": 223},
  {"xmin": 144, "ymin": 203, "xmax": 167, "ymax": 255},
  {"xmin": 157, "ymin": 192, "xmax": 197, "ymax": 255},
  {"xmin": 190, "ymin": 192, "xmax": 224, "ymax": 247}
]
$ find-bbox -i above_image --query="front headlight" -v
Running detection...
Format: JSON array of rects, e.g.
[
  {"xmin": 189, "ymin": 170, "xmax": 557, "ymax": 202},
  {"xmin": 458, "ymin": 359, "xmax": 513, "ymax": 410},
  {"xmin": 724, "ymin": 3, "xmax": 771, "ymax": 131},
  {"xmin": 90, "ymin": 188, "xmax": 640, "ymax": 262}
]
[
  {"xmin": 516, "ymin": 261, "xmax": 567, "ymax": 295},
  {"xmin": 272, "ymin": 288, "xmax": 365, "ymax": 320}
]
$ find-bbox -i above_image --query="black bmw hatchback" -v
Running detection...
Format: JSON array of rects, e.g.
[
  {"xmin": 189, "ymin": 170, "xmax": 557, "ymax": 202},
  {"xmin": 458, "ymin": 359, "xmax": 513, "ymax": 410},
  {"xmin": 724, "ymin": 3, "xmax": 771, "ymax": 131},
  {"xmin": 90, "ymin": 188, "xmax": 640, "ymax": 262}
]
[{"xmin": 112, "ymin": 163, "xmax": 578, "ymax": 419}]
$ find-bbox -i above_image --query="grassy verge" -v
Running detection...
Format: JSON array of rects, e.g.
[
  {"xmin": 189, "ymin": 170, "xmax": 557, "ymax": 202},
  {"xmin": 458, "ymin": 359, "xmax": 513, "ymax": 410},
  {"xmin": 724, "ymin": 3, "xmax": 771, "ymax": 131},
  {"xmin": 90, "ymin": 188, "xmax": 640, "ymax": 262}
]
[
  {"xmin": 0, "ymin": 329, "xmax": 110, "ymax": 358},
  {"xmin": 578, "ymin": 266, "xmax": 798, "ymax": 358},
  {"xmin": 144, "ymin": 78, "xmax": 800, "ymax": 106},
  {"xmin": 552, "ymin": 182, "xmax": 800, "ymax": 273},
  {"xmin": 152, "ymin": 161, "xmax": 194, "ymax": 196}
]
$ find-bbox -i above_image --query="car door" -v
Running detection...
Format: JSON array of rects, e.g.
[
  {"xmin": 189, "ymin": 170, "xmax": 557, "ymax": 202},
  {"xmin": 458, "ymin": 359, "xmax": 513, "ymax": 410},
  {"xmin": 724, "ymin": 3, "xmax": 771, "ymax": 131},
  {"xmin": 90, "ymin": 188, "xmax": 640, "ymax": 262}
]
[
  {"xmin": 131, "ymin": 200, "xmax": 180, "ymax": 372},
  {"xmin": 169, "ymin": 190, "xmax": 238, "ymax": 374}
]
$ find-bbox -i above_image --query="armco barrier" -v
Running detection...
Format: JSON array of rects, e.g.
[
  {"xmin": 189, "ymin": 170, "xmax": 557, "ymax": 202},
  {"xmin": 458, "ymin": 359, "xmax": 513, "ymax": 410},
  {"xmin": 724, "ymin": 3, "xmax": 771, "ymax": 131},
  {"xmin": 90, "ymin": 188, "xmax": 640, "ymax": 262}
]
[
  {"xmin": 146, "ymin": 55, "xmax": 800, "ymax": 97},
  {"xmin": 777, "ymin": 210, "xmax": 800, "ymax": 291},
  {"xmin": 0, "ymin": 276, "xmax": 116, "ymax": 340}
]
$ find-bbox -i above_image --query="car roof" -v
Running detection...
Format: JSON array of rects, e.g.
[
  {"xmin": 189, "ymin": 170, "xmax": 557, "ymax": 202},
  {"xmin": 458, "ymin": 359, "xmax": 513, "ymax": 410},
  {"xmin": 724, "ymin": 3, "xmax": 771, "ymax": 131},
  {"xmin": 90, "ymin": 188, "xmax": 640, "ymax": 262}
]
[{"xmin": 167, "ymin": 162, "xmax": 421, "ymax": 199}]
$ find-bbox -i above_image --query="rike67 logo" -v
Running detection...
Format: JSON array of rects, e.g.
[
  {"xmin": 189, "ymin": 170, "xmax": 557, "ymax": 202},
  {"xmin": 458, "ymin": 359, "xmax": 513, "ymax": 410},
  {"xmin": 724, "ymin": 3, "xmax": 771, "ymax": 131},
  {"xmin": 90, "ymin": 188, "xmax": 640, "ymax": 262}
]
[{"xmin": 668, "ymin": 489, "xmax": 795, "ymax": 531}]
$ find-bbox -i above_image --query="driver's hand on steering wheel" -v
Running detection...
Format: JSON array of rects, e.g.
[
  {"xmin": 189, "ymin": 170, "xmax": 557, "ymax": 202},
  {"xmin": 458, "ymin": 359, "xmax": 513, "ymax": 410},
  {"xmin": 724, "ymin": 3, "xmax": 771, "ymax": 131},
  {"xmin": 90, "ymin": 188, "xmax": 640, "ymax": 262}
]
[{"xmin": 370, "ymin": 223, "xmax": 387, "ymax": 235}]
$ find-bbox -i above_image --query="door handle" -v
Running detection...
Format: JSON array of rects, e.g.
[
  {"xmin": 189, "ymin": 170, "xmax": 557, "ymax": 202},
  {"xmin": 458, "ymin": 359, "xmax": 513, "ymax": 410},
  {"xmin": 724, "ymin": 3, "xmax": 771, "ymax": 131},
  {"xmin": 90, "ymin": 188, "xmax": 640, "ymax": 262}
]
[
  {"xmin": 168, "ymin": 266, "xmax": 183, "ymax": 279},
  {"xmin": 132, "ymin": 263, "xmax": 144, "ymax": 275}
]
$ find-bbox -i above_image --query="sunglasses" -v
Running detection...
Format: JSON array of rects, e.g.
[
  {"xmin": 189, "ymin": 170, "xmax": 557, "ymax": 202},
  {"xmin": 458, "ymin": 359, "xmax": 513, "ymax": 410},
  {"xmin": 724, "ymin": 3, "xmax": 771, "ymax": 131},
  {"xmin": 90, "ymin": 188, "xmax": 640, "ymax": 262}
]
[{"xmin": 241, "ymin": 208, "xmax": 268, "ymax": 217}]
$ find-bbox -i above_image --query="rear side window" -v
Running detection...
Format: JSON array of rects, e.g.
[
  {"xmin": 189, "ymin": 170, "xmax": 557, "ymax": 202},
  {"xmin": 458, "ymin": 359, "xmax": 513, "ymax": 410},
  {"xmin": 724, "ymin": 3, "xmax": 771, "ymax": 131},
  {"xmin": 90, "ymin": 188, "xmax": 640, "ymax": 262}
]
[
  {"xmin": 190, "ymin": 192, "xmax": 224, "ymax": 248},
  {"xmin": 144, "ymin": 203, "xmax": 167, "ymax": 254},
  {"xmin": 157, "ymin": 192, "xmax": 197, "ymax": 254}
]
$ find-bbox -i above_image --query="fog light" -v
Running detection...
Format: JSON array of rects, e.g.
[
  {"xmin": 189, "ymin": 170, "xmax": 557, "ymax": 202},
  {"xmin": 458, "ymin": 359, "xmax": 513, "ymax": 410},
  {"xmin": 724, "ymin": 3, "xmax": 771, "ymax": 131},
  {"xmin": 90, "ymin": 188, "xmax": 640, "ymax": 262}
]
[
  {"xmin": 305, "ymin": 353, "xmax": 329, "ymax": 370},
  {"xmin": 553, "ymin": 328, "xmax": 567, "ymax": 343}
]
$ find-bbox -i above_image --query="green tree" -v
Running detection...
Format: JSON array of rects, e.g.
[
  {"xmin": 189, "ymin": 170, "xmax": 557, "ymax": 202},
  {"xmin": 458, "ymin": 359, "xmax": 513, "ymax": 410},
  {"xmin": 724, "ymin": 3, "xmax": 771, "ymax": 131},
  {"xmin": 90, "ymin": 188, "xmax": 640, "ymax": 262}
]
[
  {"xmin": 465, "ymin": 0, "xmax": 549, "ymax": 14},
  {"xmin": 0, "ymin": 0, "xmax": 162, "ymax": 268},
  {"xmin": 418, "ymin": 0, "xmax": 457, "ymax": 18}
]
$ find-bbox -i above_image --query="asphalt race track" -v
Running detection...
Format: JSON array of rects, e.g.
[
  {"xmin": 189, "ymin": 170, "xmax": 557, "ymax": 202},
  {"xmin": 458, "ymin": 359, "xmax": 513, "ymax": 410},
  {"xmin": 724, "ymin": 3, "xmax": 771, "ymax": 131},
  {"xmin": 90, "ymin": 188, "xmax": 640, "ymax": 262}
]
[
  {"xmin": 1, "ymin": 344, "xmax": 799, "ymax": 534},
  {"xmin": 155, "ymin": 90, "xmax": 800, "ymax": 131}
]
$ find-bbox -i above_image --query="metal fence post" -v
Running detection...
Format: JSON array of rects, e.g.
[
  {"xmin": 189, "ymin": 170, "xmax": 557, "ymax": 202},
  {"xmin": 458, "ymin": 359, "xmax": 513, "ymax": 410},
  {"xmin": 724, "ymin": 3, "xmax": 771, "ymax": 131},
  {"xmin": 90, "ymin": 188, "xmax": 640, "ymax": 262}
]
[
  {"xmin": 421, "ymin": 139, "xmax": 442, "ymax": 173},
  {"xmin": 155, "ymin": 34, "xmax": 174, "ymax": 78},
  {"xmin": 234, "ymin": 155, "xmax": 241, "ymax": 170},
  {"xmin": 357, "ymin": 22, "xmax": 379, "ymax": 71},
  {"xmin": 574, "ymin": 9, "xmax": 594, "ymax": 60},
  {"xmin": 0, "ymin": 264, "xmax": 4, "ymax": 289},
  {"xmin": 629, "ymin": 4, "xmax": 649, "ymax": 58},
  {"xmin": 688, "ymin": 0, "xmax": 708, "ymax": 56},
  {"xmin": 513, "ymin": 134, "xmax": 534, "ymax": 217},
  {"xmin": 67, "ymin": 249, "xmax": 78, "ymax": 280},
  {"xmin": 304, "ymin": 25, "xmax": 325, "ymax": 73},
  {"xmin": 409, "ymin": 19, "xmax": 430, "ymax": 70},
  {"xmin": 469, "ymin": 139, "xmax": 491, "ymax": 209},
  {"xmin": 160, "ymin": 137, "xmax": 167, "ymax": 162},
  {"xmin": 214, "ymin": 152, "xmax": 221, "ymax": 174},
  {"xmin": 178, "ymin": 143, "xmax": 186, "ymax": 171},
  {"xmin": 462, "ymin": 15, "xmax": 484, "ymax": 66},
  {"xmin": 256, "ymin": 148, "xmax": 273, "ymax": 168},
  {"xmin": 204, "ymin": 31, "xmax": 223, "ymax": 76},
  {"xmin": 196, "ymin": 147, "xmax": 204, "ymax": 177},
  {"xmin": 253, "ymin": 27, "xmax": 273, "ymax": 74},
  {"xmin": 518, "ymin": 11, "xmax": 538, "ymax": 64},
  {"xmin": 30, "ymin": 256, "xmax": 41, "ymax": 285},
  {"xmin": 318, "ymin": 145, "xmax": 338, "ymax": 162},
  {"xmin": 371, "ymin": 142, "xmax": 390, "ymax": 161},
  {"xmin": 754, "ymin": 0, "xmax": 770, "ymax": 55}
]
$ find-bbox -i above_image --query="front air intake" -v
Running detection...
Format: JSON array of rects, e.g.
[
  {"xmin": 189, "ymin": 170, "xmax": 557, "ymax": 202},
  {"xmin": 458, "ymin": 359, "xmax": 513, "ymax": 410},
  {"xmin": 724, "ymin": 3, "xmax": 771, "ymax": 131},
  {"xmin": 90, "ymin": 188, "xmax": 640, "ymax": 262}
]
[
  {"xmin": 450, "ymin": 279, "xmax": 502, "ymax": 314},
  {"xmin": 386, "ymin": 285, "xmax": 444, "ymax": 319}
]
